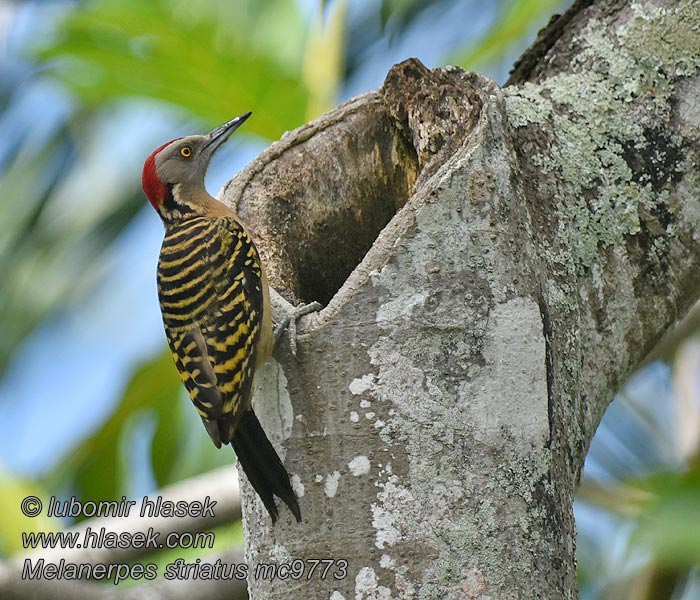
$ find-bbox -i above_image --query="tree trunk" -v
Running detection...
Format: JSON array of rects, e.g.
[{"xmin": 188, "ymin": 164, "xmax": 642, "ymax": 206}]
[{"xmin": 222, "ymin": 1, "xmax": 700, "ymax": 598}]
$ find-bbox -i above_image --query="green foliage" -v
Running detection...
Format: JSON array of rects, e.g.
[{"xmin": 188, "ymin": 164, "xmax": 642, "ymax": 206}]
[
  {"xmin": 37, "ymin": 0, "xmax": 310, "ymax": 138},
  {"xmin": 46, "ymin": 351, "xmax": 235, "ymax": 510},
  {"xmin": 0, "ymin": 122, "xmax": 78, "ymax": 373},
  {"xmin": 3, "ymin": 0, "xmax": 579, "ymax": 566},
  {"xmin": 450, "ymin": 0, "xmax": 563, "ymax": 69},
  {"xmin": 10, "ymin": 0, "xmax": 698, "ymax": 597},
  {"xmin": 633, "ymin": 468, "xmax": 700, "ymax": 567},
  {"xmin": 0, "ymin": 126, "xmax": 153, "ymax": 375},
  {"xmin": 377, "ymin": 0, "xmax": 454, "ymax": 34},
  {"xmin": 12, "ymin": 0, "xmax": 351, "ymax": 519},
  {"xmin": 43, "ymin": 350, "xmax": 214, "ymax": 509},
  {"xmin": 302, "ymin": 0, "xmax": 347, "ymax": 120},
  {"xmin": 0, "ymin": 467, "xmax": 61, "ymax": 557}
]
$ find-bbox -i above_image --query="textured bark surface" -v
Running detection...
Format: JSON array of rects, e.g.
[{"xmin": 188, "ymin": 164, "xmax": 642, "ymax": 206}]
[
  {"xmin": 223, "ymin": 93, "xmax": 419, "ymax": 306},
  {"xmin": 219, "ymin": 1, "xmax": 700, "ymax": 599}
]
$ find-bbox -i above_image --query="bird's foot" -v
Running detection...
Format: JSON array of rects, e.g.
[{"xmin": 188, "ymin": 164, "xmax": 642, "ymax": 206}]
[{"xmin": 273, "ymin": 301, "xmax": 322, "ymax": 355}]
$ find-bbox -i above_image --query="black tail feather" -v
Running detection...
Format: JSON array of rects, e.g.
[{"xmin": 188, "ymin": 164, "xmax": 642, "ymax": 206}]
[{"xmin": 231, "ymin": 410, "xmax": 301, "ymax": 524}]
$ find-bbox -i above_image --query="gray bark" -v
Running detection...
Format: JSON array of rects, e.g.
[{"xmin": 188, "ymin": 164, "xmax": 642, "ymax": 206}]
[
  {"xmin": 220, "ymin": 1, "xmax": 700, "ymax": 599},
  {"xmin": 2, "ymin": 1, "xmax": 696, "ymax": 599}
]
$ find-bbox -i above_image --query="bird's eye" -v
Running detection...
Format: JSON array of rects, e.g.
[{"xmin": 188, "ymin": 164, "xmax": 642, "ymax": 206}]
[{"xmin": 180, "ymin": 146, "xmax": 192, "ymax": 158}]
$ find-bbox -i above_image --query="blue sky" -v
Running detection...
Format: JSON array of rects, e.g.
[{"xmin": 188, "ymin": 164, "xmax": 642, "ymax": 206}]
[
  {"xmin": 3, "ymin": 2, "xmax": 691, "ymax": 593},
  {"xmin": 0, "ymin": 0, "xmax": 528, "ymax": 478}
]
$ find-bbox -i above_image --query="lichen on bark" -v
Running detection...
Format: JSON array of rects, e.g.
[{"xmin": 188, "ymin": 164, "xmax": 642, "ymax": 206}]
[{"xmin": 221, "ymin": 1, "xmax": 700, "ymax": 599}]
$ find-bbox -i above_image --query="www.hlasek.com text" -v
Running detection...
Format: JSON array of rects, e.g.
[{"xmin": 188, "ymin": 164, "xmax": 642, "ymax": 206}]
[{"xmin": 22, "ymin": 527, "xmax": 214, "ymax": 552}]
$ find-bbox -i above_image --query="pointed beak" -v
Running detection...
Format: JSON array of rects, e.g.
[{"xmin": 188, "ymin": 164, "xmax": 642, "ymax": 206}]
[{"xmin": 202, "ymin": 112, "xmax": 252, "ymax": 157}]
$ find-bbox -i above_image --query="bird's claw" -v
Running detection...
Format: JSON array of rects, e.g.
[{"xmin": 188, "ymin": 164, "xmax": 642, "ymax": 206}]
[{"xmin": 274, "ymin": 301, "xmax": 322, "ymax": 355}]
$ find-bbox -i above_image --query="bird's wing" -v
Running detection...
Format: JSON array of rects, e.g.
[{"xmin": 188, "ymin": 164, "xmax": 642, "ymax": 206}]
[
  {"xmin": 158, "ymin": 216, "xmax": 265, "ymax": 447},
  {"xmin": 167, "ymin": 326, "xmax": 224, "ymax": 446}
]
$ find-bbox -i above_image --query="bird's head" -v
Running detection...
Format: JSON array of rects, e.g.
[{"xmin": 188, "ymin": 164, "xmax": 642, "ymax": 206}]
[{"xmin": 142, "ymin": 112, "xmax": 251, "ymax": 220}]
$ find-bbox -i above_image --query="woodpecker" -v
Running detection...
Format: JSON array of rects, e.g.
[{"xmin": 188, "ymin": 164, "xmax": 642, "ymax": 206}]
[{"xmin": 141, "ymin": 113, "xmax": 301, "ymax": 524}]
